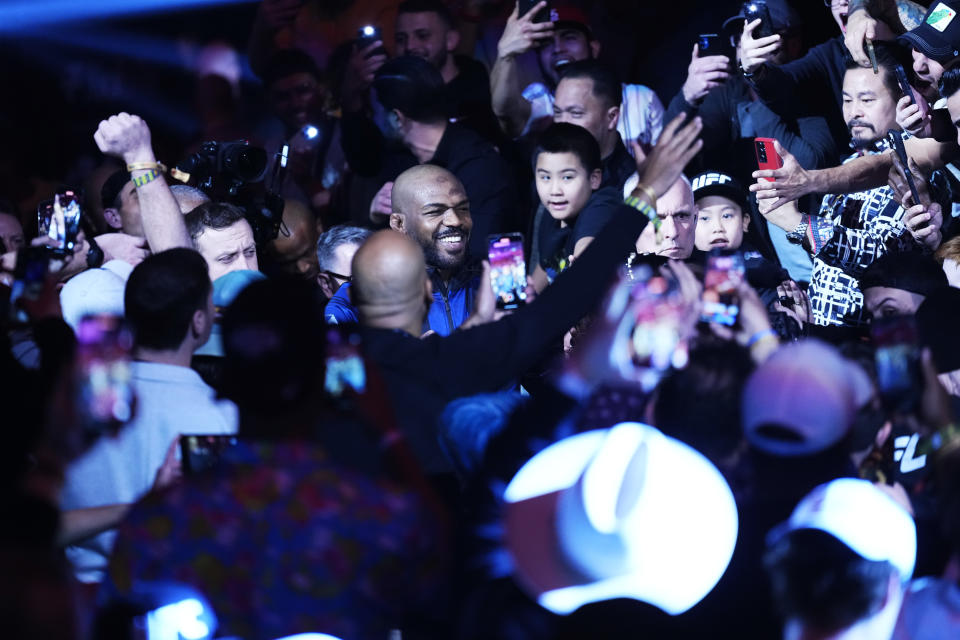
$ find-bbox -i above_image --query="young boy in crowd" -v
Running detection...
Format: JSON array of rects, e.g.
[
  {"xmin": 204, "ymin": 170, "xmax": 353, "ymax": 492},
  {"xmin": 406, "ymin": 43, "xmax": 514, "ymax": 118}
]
[
  {"xmin": 693, "ymin": 171, "xmax": 751, "ymax": 253},
  {"xmin": 531, "ymin": 122, "xmax": 621, "ymax": 292}
]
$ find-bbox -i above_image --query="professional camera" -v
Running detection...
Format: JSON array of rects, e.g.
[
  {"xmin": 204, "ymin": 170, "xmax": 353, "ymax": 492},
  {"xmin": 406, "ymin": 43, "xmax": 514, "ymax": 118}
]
[{"xmin": 176, "ymin": 141, "xmax": 285, "ymax": 245}]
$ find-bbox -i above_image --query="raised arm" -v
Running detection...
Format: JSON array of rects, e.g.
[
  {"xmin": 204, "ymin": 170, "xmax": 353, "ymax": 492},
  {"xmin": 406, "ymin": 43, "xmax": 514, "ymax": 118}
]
[
  {"xmin": 490, "ymin": 2, "xmax": 553, "ymax": 138},
  {"xmin": 94, "ymin": 113, "xmax": 191, "ymax": 253}
]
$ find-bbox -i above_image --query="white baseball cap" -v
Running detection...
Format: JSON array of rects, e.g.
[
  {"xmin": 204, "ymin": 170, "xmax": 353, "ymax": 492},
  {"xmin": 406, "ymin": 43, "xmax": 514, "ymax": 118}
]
[
  {"xmin": 768, "ymin": 478, "xmax": 917, "ymax": 581},
  {"xmin": 503, "ymin": 422, "xmax": 738, "ymax": 616}
]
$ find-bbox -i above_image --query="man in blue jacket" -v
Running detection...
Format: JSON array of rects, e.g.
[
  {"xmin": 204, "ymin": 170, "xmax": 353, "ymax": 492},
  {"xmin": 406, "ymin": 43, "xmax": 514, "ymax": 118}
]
[{"xmin": 324, "ymin": 164, "xmax": 481, "ymax": 336}]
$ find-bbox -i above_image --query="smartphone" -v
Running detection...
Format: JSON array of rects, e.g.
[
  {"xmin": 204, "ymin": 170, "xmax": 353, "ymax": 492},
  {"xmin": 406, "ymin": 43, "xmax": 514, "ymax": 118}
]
[
  {"xmin": 743, "ymin": 1, "xmax": 774, "ymax": 39},
  {"xmin": 75, "ymin": 314, "xmax": 135, "ymax": 439},
  {"xmin": 519, "ymin": 0, "xmax": 552, "ymax": 23},
  {"xmin": 871, "ymin": 315, "xmax": 922, "ymax": 414},
  {"xmin": 895, "ymin": 64, "xmax": 915, "ymax": 106},
  {"xmin": 324, "ymin": 326, "xmax": 367, "ymax": 398},
  {"xmin": 357, "ymin": 25, "xmax": 387, "ymax": 58},
  {"xmin": 698, "ymin": 34, "xmax": 721, "ymax": 56},
  {"xmin": 755, "ymin": 137, "xmax": 783, "ymax": 182},
  {"xmin": 180, "ymin": 434, "xmax": 239, "ymax": 475},
  {"xmin": 488, "ymin": 233, "xmax": 528, "ymax": 311},
  {"xmin": 887, "ymin": 129, "xmax": 922, "ymax": 205},
  {"xmin": 607, "ymin": 262, "xmax": 693, "ymax": 392},
  {"xmin": 701, "ymin": 251, "xmax": 745, "ymax": 326},
  {"xmin": 37, "ymin": 190, "xmax": 82, "ymax": 257}
]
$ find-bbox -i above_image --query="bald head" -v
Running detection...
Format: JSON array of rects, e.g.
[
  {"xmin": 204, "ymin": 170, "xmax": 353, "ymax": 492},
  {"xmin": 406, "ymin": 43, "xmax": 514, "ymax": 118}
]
[
  {"xmin": 352, "ymin": 230, "xmax": 432, "ymax": 331},
  {"xmin": 636, "ymin": 177, "xmax": 697, "ymax": 260},
  {"xmin": 266, "ymin": 199, "xmax": 320, "ymax": 281},
  {"xmin": 389, "ymin": 164, "xmax": 472, "ymax": 272}
]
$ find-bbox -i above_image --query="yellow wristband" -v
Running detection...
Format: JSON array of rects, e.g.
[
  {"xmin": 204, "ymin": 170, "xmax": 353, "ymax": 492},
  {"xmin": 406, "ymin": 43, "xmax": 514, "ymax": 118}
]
[
  {"xmin": 634, "ymin": 183, "xmax": 657, "ymax": 204},
  {"xmin": 126, "ymin": 161, "xmax": 167, "ymax": 173}
]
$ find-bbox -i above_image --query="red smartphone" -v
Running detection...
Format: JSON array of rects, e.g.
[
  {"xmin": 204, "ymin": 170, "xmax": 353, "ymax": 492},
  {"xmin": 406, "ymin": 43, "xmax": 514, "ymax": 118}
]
[{"xmin": 754, "ymin": 137, "xmax": 783, "ymax": 182}]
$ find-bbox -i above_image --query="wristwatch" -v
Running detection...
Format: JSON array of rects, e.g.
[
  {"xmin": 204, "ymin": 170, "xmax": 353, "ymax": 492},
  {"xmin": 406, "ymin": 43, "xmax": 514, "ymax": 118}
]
[
  {"xmin": 86, "ymin": 236, "xmax": 104, "ymax": 268},
  {"xmin": 786, "ymin": 216, "xmax": 809, "ymax": 245}
]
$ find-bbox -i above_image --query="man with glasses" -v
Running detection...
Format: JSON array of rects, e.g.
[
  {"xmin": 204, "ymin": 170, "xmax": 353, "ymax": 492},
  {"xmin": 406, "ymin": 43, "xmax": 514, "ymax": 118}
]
[{"xmin": 318, "ymin": 225, "xmax": 372, "ymax": 307}]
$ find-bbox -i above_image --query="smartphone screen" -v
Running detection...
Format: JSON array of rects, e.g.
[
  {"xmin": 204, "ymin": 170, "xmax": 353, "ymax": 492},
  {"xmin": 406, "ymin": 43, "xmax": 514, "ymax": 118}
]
[
  {"xmin": 871, "ymin": 315, "xmax": 922, "ymax": 413},
  {"xmin": 37, "ymin": 191, "xmax": 82, "ymax": 255},
  {"xmin": 180, "ymin": 434, "xmax": 239, "ymax": 475},
  {"xmin": 324, "ymin": 326, "xmax": 367, "ymax": 398},
  {"xmin": 698, "ymin": 34, "xmax": 720, "ymax": 56},
  {"xmin": 608, "ymin": 263, "xmax": 693, "ymax": 391},
  {"xmin": 75, "ymin": 314, "xmax": 135, "ymax": 438},
  {"xmin": 8, "ymin": 246, "xmax": 49, "ymax": 322},
  {"xmin": 488, "ymin": 233, "xmax": 528, "ymax": 311},
  {"xmin": 701, "ymin": 252, "xmax": 745, "ymax": 326}
]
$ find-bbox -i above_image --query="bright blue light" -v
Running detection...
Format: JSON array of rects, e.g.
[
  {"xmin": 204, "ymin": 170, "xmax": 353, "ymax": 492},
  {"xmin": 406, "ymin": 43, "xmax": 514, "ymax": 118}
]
[
  {"xmin": 304, "ymin": 125, "xmax": 319, "ymax": 140},
  {"xmin": 0, "ymin": 0, "xmax": 257, "ymax": 33},
  {"xmin": 361, "ymin": 25, "xmax": 376, "ymax": 36},
  {"xmin": 146, "ymin": 598, "xmax": 212, "ymax": 640}
]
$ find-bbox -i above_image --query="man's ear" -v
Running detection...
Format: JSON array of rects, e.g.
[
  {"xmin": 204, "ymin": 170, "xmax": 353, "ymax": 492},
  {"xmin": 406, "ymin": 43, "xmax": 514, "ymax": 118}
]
[
  {"xmin": 317, "ymin": 272, "xmax": 334, "ymax": 299},
  {"xmin": 589, "ymin": 168, "xmax": 602, "ymax": 190},
  {"xmin": 190, "ymin": 307, "xmax": 210, "ymax": 341},
  {"xmin": 446, "ymin": 29, "xmax": 461, "ymax": 54},
  {"xmin": 389, "ymin": 213, "xmax": 405, "ymax": 232},
  {"xmin": 607, "ymin": 105, "xmax": 620, "ymax": 131},
  {"xmin": 103, "ymin": 207, "xmax": 122, "ymax": 230},
  {"xmin": 590, "ymin": 39, "xmax": 601, "ymax": 58},
  {"xmin": 742, "ymin": 210, "xmax": 751, "ymax": 232},
  {"xmin": 387, "ymin": 109, "xmax": 404, "ymax": 132}
]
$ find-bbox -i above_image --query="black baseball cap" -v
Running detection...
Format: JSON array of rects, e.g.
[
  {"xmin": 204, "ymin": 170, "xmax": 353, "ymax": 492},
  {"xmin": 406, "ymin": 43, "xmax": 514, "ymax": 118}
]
[
  {"xmin": 691, "ymin": 171, "xmax": 748, "ymax": 212},
  {"xmin": 899, "ymin": 1, "xmax": 960, "ymax": 65}
]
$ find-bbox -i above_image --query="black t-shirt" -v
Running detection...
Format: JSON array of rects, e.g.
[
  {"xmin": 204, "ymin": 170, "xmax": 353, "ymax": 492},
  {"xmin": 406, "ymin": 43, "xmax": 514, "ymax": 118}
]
[{"xmin": 537, "ymin": 186, "xmax": 621, "ymax": 280}]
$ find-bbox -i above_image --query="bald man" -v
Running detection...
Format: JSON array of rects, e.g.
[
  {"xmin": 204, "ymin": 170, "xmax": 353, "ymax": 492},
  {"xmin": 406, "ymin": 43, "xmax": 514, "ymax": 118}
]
[
  {"xmin": 325, "ymin": 165, "xmax": 482, "ymax": 336},
  {"xmin": 352, "ymin": 204, "xmax": 654, "ymax": 473},
  {"xmin": 262, "ymin": 199, "xmax": 321, "ymax": 282},
  {"xmin": 635, "ymin": 177, "xmax": 698, "ymax": 260}
]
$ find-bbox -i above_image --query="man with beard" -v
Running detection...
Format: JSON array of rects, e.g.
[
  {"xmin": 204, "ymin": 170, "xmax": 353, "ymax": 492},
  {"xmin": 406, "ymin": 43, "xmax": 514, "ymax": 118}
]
[
  {"xmin": 757, "ymin": 44, "xmax": 946, "ymax": 327},
  {"xmin": 324, "ymin": 165, "xmax": 483, "ymax": 336},
  {"xmin": 490, "ymin": 2, "xmax": 663, "ymax": 154}
]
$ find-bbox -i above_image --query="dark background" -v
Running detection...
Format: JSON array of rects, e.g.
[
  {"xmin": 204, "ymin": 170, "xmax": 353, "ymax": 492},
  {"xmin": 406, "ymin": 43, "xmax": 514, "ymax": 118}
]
[{"xmin": 0, "ymin": 0, "xmax": 839, "ymax": 215}]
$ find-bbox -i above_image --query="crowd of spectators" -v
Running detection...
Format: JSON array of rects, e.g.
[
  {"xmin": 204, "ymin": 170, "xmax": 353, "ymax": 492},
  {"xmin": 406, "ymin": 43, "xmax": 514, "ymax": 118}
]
[{"xmin": 5, "ymin": 0, "xmax": 960, "ymax": 638}]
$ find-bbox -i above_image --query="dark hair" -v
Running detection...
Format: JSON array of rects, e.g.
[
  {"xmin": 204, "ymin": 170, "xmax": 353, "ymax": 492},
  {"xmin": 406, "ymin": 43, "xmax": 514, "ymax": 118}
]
[
  {"xmin": 397, "ymin": 0, "xmax": 454, "ymax": 28},
  {"xmin": 859, "ymin": 250, "xmax": 948, "ymax": 296},
  {"xmin": 940, "ymin": 66, "xmax": 960, "ymax": 99},
  {"xmin": 124, "ymin": 248, "xmax": 211, "ymax": 351},
  {"xmin": 262, "ymin": 48, "xmax": 322, "ymax": 89},
  {"xmin": 558, "ymin": 59, "xmax": 621, "ymax": 111},
  {"xmin": 184, "ymin": 201, "xmax": 248, "ymax": 244},
  {"xmin": 765, "ymin": 529, "xmax": 897, "ymax": 631},
  {"xmin": 316, "ymin": 225, "xmax": 371, "ymax": 272},
  {"xmin": 100, "ymin": 169, "xmax": 131, "ymax": 210},
  {"xmin": 653, "ymin": 340, "xmax": 754, "ymax": 465},
  {"xmin": 533, "ymin": 122, "xmax": 602, "ymax": 173},
  {"xmin": 374, "ymin": 55, "xmax": 448, "ymax": 123},
  {"xmin": 843, "ymin": 41, "xmax": 912, "ymax": 100}
]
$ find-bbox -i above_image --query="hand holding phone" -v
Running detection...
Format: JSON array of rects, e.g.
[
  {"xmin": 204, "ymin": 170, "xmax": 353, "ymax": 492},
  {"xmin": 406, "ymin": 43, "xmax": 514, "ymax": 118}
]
[
  {"xmin": 356, "ymin": 25, "xmax": 387, "ymax": 58},
  {"xmin": 37, "ymin": 190, "xmax": 82, "ymax": 257},
  {"xmin": 743, "ymin": 1, "xmax": 774, "ymax": 39},
  {"xmin": 888, "ymin": 129, "xmax": 922, "ymax": 206},
  {"xmin": 488, "ymin": 233, "xmax": 528, "ymax": 311},
  {"xmin": 895, "ymin": 64, "xmax": 915, "ymax": 106}
]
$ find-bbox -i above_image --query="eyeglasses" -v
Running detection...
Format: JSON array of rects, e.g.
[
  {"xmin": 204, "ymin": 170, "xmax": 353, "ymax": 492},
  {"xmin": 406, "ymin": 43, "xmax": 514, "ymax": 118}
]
[
  {"xmin": 322, "ymin": 270, "xmax": 352, "ymax": 284},
  {"xmin": 823, "ymin": 0, "xmax": 849, "ymax": 7}
]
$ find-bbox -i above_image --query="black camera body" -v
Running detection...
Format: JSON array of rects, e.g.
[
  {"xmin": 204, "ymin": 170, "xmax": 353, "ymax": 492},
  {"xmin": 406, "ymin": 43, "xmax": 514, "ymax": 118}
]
[{"xmin": 176, "ymin": 141, "xmax": 284, "ymax": 245}]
